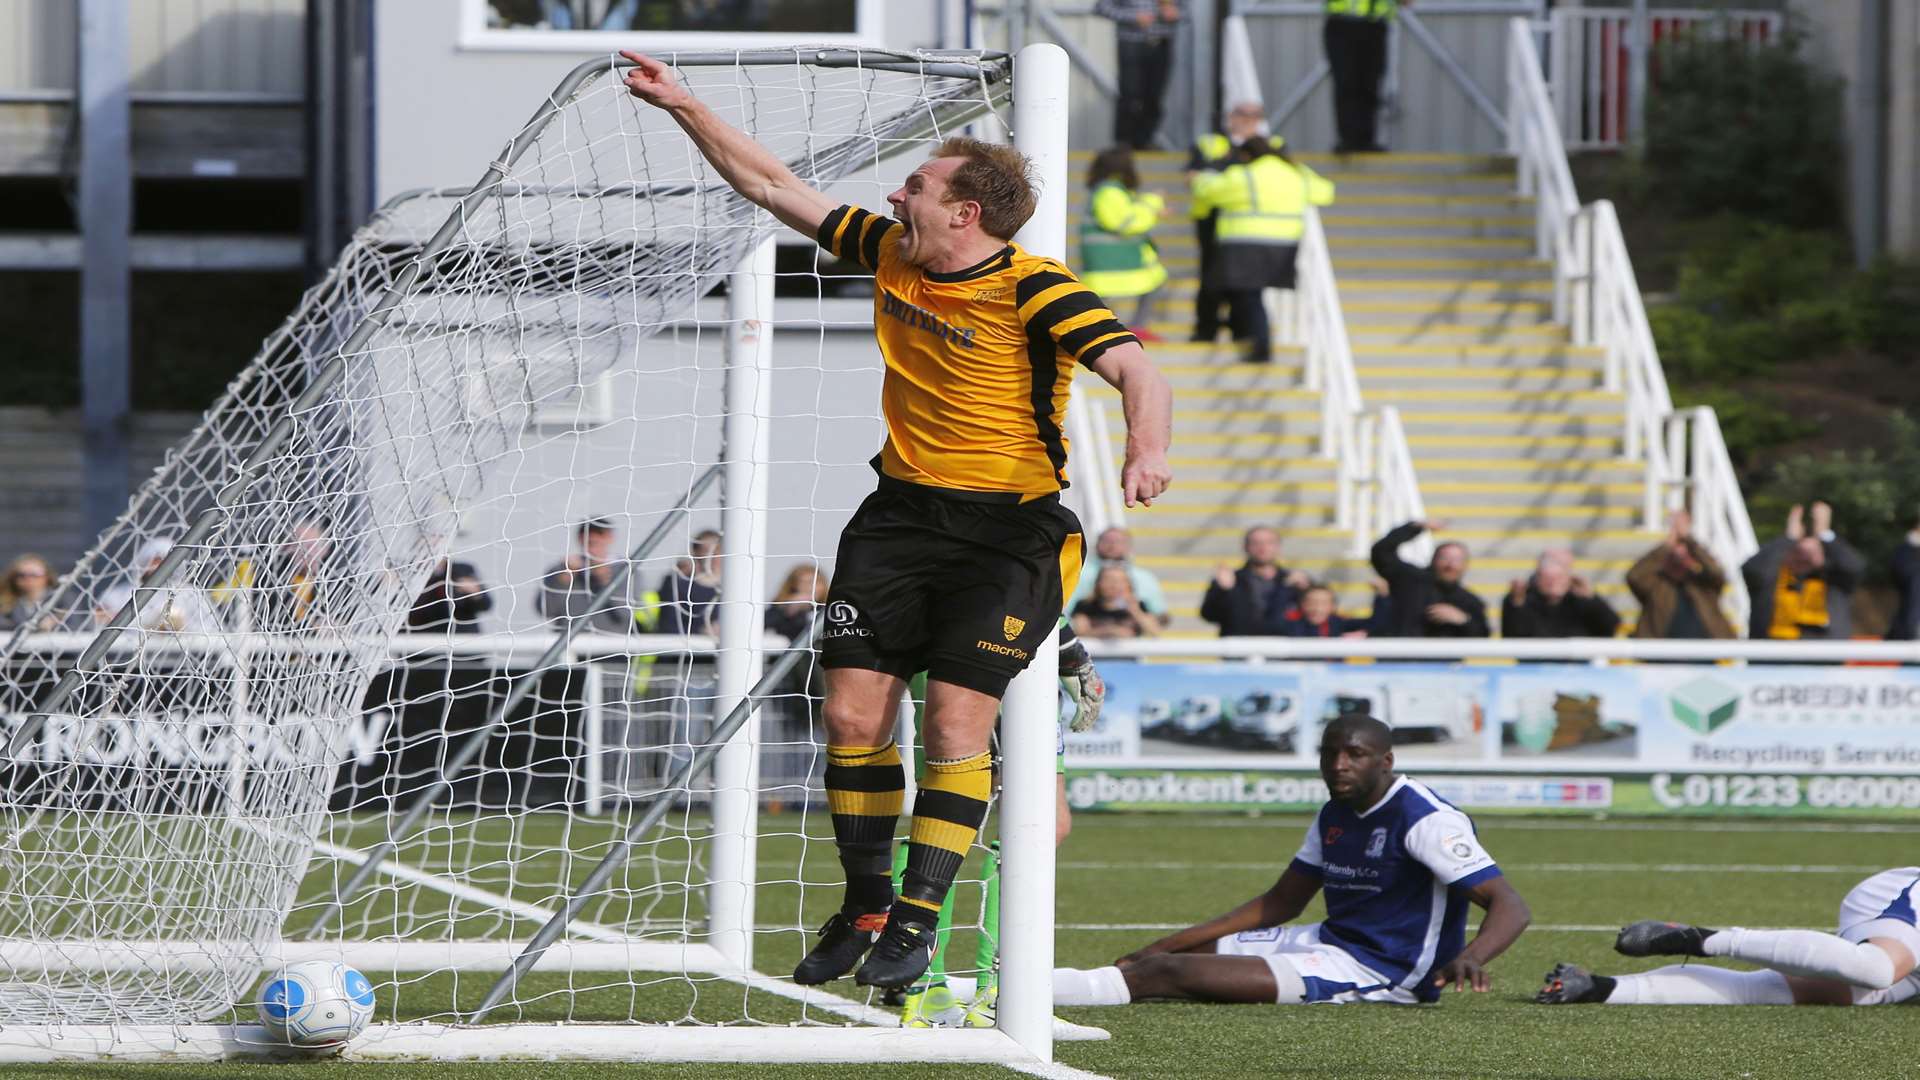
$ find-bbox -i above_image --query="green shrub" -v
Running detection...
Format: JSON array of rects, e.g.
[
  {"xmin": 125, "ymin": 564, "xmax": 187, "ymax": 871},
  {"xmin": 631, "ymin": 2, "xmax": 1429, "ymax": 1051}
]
[
  {"xmin": 1650, "ymin": 218, "xmax": 1913, "ymax": 383},
  {"xmin": 1671, "ymin": 386, "xmax": 1819, "ymax": 470},
  {"xmin": 1748, "ymin": 414, "xmax": 1920, "ymax": 575},
  {"xmin": 1642, "ymin": 28, "xmax": 1845, "ymax": 231}
]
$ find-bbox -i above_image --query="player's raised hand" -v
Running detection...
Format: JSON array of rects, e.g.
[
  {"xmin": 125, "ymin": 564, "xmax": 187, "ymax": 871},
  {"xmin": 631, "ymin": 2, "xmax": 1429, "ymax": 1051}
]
[
  {"xmin": 1435, "ymin": 954, "xmax": 1490, "ymax": 993},
  {"xmin": 620, "ymin": 51, "xmax": 693, "ymax": 110},
  {"xmin": 1122, "ymin": 449, "xmax": 1172, "ymax": 508}
]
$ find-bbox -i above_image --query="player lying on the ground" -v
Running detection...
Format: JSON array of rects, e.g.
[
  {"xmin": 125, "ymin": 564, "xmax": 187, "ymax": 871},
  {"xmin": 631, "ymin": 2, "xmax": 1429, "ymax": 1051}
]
[
  {"xmin": 622, "ymin": 51, "xmax": 1171, "ymax": 992},
  {"xmin": 1053, "ymin": 715, "xmax": 1531, "ymax": 1006},
  {"xmin": 1537, "ymin": 867, "xmax": 1920, "ymax": 1006}
]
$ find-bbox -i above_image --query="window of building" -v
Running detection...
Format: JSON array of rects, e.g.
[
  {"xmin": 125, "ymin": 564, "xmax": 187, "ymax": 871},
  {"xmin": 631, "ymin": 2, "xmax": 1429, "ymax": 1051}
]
[{"xmin": 464, "ymin": 0, "xmax": 881, "ymax": 51}]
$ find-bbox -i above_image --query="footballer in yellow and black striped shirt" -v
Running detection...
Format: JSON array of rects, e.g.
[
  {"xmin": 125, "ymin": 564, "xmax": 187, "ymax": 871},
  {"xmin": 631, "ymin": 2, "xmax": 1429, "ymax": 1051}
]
[{"xmin": 623, "ymin": 51, "xmax": 1172, "ymax": 991}]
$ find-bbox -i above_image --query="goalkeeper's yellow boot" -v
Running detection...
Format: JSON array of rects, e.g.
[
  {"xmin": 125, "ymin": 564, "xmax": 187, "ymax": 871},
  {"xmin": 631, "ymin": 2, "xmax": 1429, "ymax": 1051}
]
[
  {"xmin": 962, "ymin": 979, "xmax": 996, "ymax": 1028},
  {"xmin": 900, "ymin": 983, "xmax": 959, "ymax": 1028}
]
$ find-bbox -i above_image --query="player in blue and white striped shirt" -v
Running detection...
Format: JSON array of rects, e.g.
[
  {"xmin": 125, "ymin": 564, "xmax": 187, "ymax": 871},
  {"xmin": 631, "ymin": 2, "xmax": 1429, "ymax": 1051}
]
[{"xmin": 1054, "ymin": 714, "xmax": 1532, "ymax": 1006}]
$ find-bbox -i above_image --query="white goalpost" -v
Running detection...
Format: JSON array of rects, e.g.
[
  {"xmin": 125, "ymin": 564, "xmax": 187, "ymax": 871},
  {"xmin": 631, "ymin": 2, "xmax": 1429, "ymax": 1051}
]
[{"xmin": 0, "ymin": 43, "xmax": 1088, "ymax": 1065}]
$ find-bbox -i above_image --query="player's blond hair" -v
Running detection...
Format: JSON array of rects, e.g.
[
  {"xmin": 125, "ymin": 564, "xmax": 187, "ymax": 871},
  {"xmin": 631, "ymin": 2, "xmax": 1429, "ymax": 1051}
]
[{"xmin": 931, "ymin": 136, "xmax": 1037, "ymax": 241}]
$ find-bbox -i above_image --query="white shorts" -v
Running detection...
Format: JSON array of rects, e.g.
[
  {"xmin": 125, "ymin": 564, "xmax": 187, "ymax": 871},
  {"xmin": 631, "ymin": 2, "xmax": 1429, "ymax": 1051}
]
[
  {"xmin": 1837, "ymin": 868, "xmax": 1920, "ymax": 1006},
  {"xmin": 1214, "ymin": 923, "xmax": 1418, "ymax": 1005}
]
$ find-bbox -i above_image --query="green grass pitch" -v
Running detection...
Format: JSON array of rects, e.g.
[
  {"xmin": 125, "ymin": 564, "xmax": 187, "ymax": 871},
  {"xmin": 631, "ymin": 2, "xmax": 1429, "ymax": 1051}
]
[{"xmin": 15, "ymin": 810, "xmax": 1918, "ymax": 1079}]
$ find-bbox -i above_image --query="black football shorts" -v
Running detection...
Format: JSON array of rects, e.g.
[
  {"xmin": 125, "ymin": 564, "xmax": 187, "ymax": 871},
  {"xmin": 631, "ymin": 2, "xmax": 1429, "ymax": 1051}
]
[{"xmin": 820, "ymin": 478, "xmax": 1085, "ymax": 699}]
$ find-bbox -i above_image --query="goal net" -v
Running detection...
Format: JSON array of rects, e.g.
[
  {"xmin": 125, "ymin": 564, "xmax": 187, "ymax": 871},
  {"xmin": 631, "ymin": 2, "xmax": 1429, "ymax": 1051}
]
[{"xmin": 0, "ymin": 46, "xmax": 1078, "ymax": 1063}]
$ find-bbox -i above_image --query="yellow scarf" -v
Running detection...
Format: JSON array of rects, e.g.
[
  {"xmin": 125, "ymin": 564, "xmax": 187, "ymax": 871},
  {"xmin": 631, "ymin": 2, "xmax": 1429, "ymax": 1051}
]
[{"xmin": 1767, "ymin": 565, "xmax": 1828, "ymax": 640}]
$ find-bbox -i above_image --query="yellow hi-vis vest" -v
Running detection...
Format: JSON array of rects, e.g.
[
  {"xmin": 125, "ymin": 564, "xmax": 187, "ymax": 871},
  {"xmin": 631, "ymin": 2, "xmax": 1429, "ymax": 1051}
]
[
  {"xmin": 1326, "ymin": 0, "xmax": 1397, "ymax": 19},
  {"xmin": 1191, "ymin": 132, "xmax": 1285, "ymax": 170},
  {"xmin": 1194, "ymin": 156, "xmax": 1336, "ymax": 246},
  {"xmin": 1078, "ymin": 181, "xmax": 1168, "ymax": 299},
  {"xmin": 1188, "ymin": 133, "xmax": 1288, "ymax": 218}
]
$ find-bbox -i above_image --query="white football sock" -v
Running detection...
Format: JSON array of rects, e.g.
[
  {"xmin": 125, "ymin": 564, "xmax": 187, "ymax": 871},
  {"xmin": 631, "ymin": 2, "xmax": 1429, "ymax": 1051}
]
[
  {"xmin": 1052, "ymin": 965, "xmax": 1132, "ymax": 1006},
  {"xmin": 1605, "ymin": 964, "xmax": 1794, "ymax": 1005},
  {"xmin": 1704, "ymin": 928, "xmax": 1897, "ymax": 989}
]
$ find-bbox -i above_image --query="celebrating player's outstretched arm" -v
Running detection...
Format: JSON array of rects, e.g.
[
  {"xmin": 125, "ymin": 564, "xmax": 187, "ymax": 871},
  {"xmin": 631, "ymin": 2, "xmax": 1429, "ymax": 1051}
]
[
  {"xmin": 625, "ymin": 48, "xmax": 1171, "ymax": 993},
  {"xmin": 1055, "ymin": 715, "xmax": 1531, "ymax": 1007},
  {"xmin": 620, "ymin": 51, "xmax": 837, "ymax": 238}
]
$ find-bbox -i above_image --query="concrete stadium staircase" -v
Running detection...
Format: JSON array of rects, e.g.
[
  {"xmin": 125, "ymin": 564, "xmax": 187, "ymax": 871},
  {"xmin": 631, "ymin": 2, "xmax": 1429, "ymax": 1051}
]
[{"xmin": 1070, "ymin": 150, "xmax": 1653, "ymax": 637}]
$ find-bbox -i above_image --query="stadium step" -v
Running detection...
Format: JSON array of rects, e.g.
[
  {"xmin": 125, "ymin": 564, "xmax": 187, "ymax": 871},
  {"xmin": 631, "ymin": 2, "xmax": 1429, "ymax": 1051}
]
[{"xmin": 1067, "ymin": 149, "xmax": 1656, "ymax": 633}]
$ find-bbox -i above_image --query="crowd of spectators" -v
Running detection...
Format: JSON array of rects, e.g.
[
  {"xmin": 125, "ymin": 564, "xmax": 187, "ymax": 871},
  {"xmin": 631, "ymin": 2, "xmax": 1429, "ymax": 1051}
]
[
  {"xmin": 6, "ymin": 500, "xmax": 1913, "ymax": 645},
  {"xmin": 1177, "ymin": 503, "xmax": 1905, "ymax": 642}
]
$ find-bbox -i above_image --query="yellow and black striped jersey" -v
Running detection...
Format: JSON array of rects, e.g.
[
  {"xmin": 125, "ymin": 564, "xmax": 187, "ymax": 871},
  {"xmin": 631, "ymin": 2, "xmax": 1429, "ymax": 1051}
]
[{"xmin": 817, "ymin": 204, "xmax": 1138, "ymax": 499}]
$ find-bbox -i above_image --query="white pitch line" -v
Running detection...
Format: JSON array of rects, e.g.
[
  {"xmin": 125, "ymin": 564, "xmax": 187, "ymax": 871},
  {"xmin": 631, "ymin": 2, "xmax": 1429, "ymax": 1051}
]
[{"xmin": 1005, "ymin": 1060, "xmax": 1117, "ymax": 1080}]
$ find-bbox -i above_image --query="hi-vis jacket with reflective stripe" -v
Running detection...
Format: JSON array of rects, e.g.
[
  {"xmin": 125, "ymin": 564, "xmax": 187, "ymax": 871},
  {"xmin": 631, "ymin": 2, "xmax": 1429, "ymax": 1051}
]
[
  {"xmin": 1078, "ymin": 181, "xmax": 1168, "ymax": 299},
  {"xmin": 1187, "ymin": 133, "xmax": 1288, "ymax": 218},
  {"xmin": 1192, "ymin": 156, "xmax": 1335, "ymax": 246},
  {"xmin": 1326, "ymin": 0, "xmax": 1398, "ymax": 18}
]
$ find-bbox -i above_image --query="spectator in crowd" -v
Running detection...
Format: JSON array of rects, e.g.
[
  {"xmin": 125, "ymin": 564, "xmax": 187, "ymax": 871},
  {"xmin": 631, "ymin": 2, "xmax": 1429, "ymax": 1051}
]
[
  {"xmin": 1888, "ymin": 510, "xmax": 1920, "ymax": 641},
  {"xmin": 1073, "ymin": 563, "xmax": 1161, "ymax": 640},
  {"xmin": 1191, "ymin": 137, "xmax": 1334, "ymax": 363},
  {"xmin": 767, "ymin": 561, "xmax": 828, "ymax": 642},
  {"xmin": 1080, "ymin": 147, "xmax": 1168, "ymax": 341},
  {"xmin": 1742, "ymin": 502, "xmax": 1863, "ymax": 641},
  {"xmin": 224, "ymin": 518, "xmax": 334, "ymax": 629},
  {"xmin": 95, "ymin": 537, "xmax": 221, "ymax": 634},
  {"xmin": 767, "ymin": 561, "xmax": 831, "ymax": 804},
  {"xmin": 407, "ymin": 556, "xmax": 492, "ymax": 634},
  {"xmin": 1325, "ymin": 0, "xmax": 1399, "ymax": 154},
  {"xmin": 659, "ymin": 528, "xmax": 722, "ymax": 637},
  {"xmin": 1281, "ymin": 584, "xmax": 1368, "ymax": 638},
  {"xmin": 1626, "ymin": 509, "xmax": 1734, "ymax": 640},
  {"xmin": 1187, "ymin": 101, "xmax": 1278, "ymax": 343},
  {"xmin": 1370, "ymin": 519, "xmax": 1489, "ymax": 638},
  {"xmin": 1068, "ymin": 526, "xmax": 1167, "ymax": 628},
  {"xmin": 1096, "ymin": 0, "xmax": 1183, "ymax": 150},
  {"xmin": 540, "ymin": 517, "xmax": 632, "ymax": 632},
  {"xmin": 1502, "ymin": 550, "xmax": 1621, "ymax": 639},
  {"xmin": 1362, "ymin": 576, "xmax": 1395, "ymax": 637},
  {"xmin": 0, "ymin": 553, "xmax": 66, "ymax": 632},
  {"xmin": 1202, "ymin": 526, "xmax": 1311, "ymax": 636}
]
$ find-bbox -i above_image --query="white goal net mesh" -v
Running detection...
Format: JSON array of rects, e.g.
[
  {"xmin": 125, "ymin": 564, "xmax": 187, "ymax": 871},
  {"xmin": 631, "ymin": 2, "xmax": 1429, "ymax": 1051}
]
[{"xmin": 0, "ymin": 49, "xmax": 1017, "ymax": 1031}]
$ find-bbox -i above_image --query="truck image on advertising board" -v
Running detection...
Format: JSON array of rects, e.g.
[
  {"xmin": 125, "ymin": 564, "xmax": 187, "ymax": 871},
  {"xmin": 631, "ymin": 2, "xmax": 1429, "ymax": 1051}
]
[{"xmin": 1320, "ymin": 681, "xmax": 1483, "ymax": 744}]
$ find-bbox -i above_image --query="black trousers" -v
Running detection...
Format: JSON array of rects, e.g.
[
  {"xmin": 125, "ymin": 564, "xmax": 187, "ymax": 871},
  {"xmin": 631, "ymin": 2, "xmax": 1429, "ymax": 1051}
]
[
  {"xmin": 1114, "ymin": 36, "xmax": 1173, "ymax": 150},
  {"xmin": 1193, "ymin": 215, "xmax": 1225, "ymax": 340},
  {"xmin": 1324, "ymin": 15, "xmax": 1389, "ymax": 152},
  {"xmin": 1226, "ymin": 290, "xmax": 1268, "ymax": 360}
]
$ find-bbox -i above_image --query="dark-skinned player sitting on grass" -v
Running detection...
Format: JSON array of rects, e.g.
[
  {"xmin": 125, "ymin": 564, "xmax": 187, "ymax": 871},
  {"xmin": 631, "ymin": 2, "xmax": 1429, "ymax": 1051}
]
[{"xmin": 1053, "ymin": 715, "xmax": 1531, "ymax": 1006}]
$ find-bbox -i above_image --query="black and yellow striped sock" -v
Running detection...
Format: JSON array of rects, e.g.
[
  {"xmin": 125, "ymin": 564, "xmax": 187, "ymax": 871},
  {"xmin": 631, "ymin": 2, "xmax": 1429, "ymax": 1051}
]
[
  {"xmin": 893, "ymin": 750, "xmax": 993, "ymax": 929},
  {"xmin": 825, "ymin": 742, "xmax": 905, "ymax": 914}
]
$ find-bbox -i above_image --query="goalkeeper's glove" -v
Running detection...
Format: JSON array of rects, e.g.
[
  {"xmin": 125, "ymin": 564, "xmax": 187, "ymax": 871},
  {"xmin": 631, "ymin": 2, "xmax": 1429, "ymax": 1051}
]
[{"xmin": 1061, "ymin": 659, "xmax": 1105, "ymax": 733}]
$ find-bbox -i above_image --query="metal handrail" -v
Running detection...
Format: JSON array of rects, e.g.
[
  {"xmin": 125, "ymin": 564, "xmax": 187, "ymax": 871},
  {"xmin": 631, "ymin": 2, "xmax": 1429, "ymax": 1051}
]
[
  {"xmin": 1294, "ymin": 206, "xmax": 1425, "ymax": 557},
  {"xmin": 1065, "ymin": 383, "xmax": 1126, "ymax": 537},
  {"xmin": 1506, "ymin": 17, "xmax": 1757, "ymax": 633}
]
